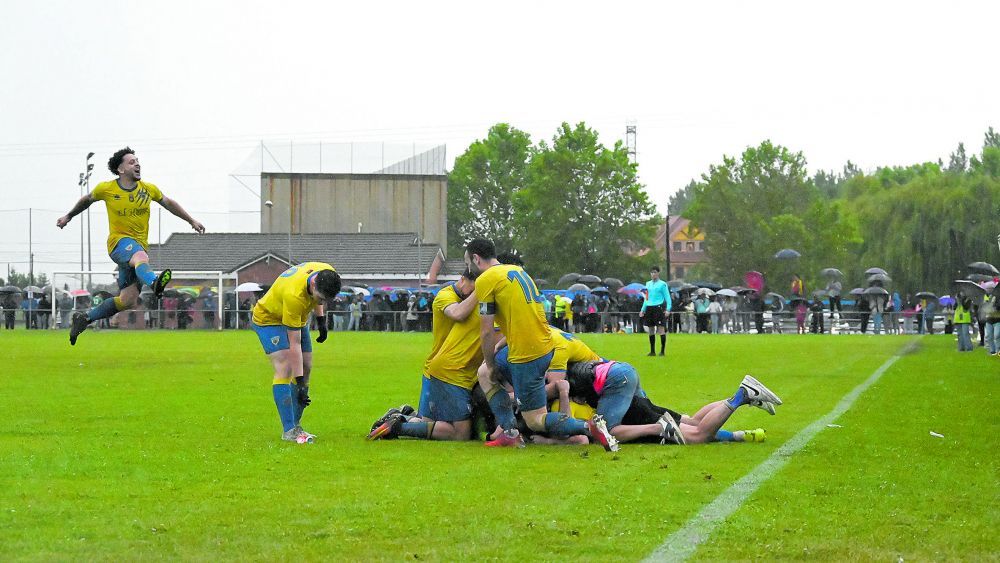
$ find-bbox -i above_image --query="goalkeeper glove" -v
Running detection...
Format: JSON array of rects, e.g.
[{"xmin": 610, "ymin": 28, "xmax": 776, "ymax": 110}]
[{"xmin": 316, "ymin": 315, "xmax": 328, "ymax": 343}]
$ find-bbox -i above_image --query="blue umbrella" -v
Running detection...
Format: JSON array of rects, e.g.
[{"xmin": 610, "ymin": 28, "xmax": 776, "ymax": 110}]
[
  {"xmin": 623, "ymin": 282, "xmax": 645, "ymax": 291},
  {"xmin": 775, "ymin": 248, "xmax": 801, "ymax": 260}
]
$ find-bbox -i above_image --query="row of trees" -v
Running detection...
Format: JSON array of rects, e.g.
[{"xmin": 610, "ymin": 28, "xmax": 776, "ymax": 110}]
[
  {"xmin": 447, "ymin": 123, "xmax": 660, "ymax": 280},
  {"xmin": 673, "ymin": 128, "xmax": 1000, "ymax": 294},
  {"xmin": 1, "ymin": 269, "xmax": 48, "ymax": 288}
]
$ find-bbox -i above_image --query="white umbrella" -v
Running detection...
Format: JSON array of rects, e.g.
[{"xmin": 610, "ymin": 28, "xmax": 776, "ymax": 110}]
[
  {"xmin": 717, "ymin": 288, "xmax": 738, "ymax": 298},
  {"xmin": 236, "ymin": 282, "xmax": 263, "ymax": 292}
]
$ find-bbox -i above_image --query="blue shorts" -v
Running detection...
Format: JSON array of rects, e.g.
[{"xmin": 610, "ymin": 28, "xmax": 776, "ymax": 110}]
[
  {"xmin": 417, "ymin": 375, "xmax": 472, "ymax": 422},
  {"xmin": 505, "ymin": 349, "xmax": 554, "ymax": 412},
  {"xmin": 251, "ymin": 322, "xmax": 314, "ymax": 355},
  {"xmin": 596, "ymin": 362, "xmax": 641, "ymax": 429},
  {"xmin": 110, "ymin": 237, "xmax": 145, "ymax": 290}
]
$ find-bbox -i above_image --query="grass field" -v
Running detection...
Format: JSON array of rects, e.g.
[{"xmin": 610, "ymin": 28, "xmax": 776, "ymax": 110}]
[{"xmin": 1, "ymin": 330, "xmax": 996, "ymax": 561}]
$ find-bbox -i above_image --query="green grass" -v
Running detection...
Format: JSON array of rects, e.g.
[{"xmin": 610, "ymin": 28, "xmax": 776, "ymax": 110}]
[{"xmin": 0, "ymin": 330, "xmax": 996, "ymax": 561}]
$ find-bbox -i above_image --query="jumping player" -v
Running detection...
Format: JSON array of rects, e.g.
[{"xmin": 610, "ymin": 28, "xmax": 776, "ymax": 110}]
[
  {"xmin": 251, "ymin": 262, "xmax": 341, "ymax": 443},
  {"xmin": 464, "ymin": 238, "xmax": 616, "ymax": 451},
  {"xmin": 56, "ymin": 147, "xmax": 205, "ymax": 344}
]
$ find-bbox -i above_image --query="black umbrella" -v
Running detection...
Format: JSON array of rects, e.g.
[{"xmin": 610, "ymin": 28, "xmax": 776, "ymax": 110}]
[
  {"xmin": 914, "ymin": 291, "xmax": 937, "ymax": 300},
  {"xmin": 789, "ymin": 296, "xmax": 808, "ymax": 304},
  {"xmin": 953, "ymin": 280, "xmax": 986, "ymax": 297},
  {"xmin": 810, "ymin": 289, "xmax": 828, "ymax": 299},
  {"xmin": 578, "ymin": 274, "xmax": 603, "ymax": 286},
  {"xmin": 161, "ymin": 288, "xmax": 182, "ymax": 298},
  {"xmin": 867, "ymin": 273, "xmax": 892, "ymax": 284},
  {"xmin": 863, "ymin": 286, "xmax": 889, "ymax": 296},
  {"xmin": 849, "ymin": 287, "xmax": 865, "ymax": 296},
  {"xmin": 864, "ymin": 267, "xmax": 888, "ymax": 276},
  {"xmin": 693, "ymin": 281, "xmax": 723, "ymax": 291},
  {"xmin": 602, "ymin": 277, "xmax": 624, "ymax": 291},
  {"xmin": 820, "ymin": 268, "xmax": 844, "ymax": 278},
  {"xmin": 0, "ymin": 285, "xmax": 21, "ymax": 295},
  {"xmin": 967, "ymin": 273, "xmax": 993, "ymax": 283},
  {"xmin": 680, "ymin": 283, "xmax": 698, "ymax": 292},
  {"xmin": 592, "ymin": 286, "xmax": 610, "ymax": 294},
  {"xmin": 967, "ymin": 261, "xmax": 999, "ymax": 275},
  {"xmin": 774, "ymin": 248, "xmax": 801, "ymax": 260},
  {"xmin": 533, "ymin": 278, "xmax": 549, "ymax": 287},
  {"xmin": 566, "ymin": 283, "xmax": 591, "ymax": 293},
  {"xmin": 667, "ymin": 280, "xmax": 685, "ymax": 290},
  {"xmin": 557, "ymin": 273, "xmax": 581, "ymax": 287},
  {"xmin": 765, "ymin": 292, "xmax": 786, "ymax": 302},
  {"xmin": 93, "ymin": 290, "xmax": 113, "ymax": 299}
]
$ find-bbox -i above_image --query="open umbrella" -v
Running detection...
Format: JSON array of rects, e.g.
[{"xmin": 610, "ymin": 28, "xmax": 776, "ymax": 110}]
[
  {"xmin": 789, "ymin": 296, "xmax": 808, "ymax": 305},
  {"xmin": 820, "ymin": 268, "xmax": 844, "ymax": 278},
  {"xmin": 667, "ymin": 280, "xmax": 685, "ymax": 290},
  {"xmin": 938, "ymin": 295, "xmax": 955, "ymax": 306},
  {"xmin": 967, "ymin": 261, "xmax": 999, "ymax": 275},
  {"xmin": 717, "ymin": 288, "xmax": 738, "ymax": 298},
  {"xmin": 693, "ymin": 281, "xmax": 722, "ymax": 291},
  {"xmin": 591, "ymin": 286, "xmax": 610, "ymax": 295},
  {"xmin": 23, "ymin": 285, "xmax": 44, "ymax": 294},
  {"xmin": 533, "ymin": 278, "xmax": 549, "ymax": 287},
  {"xmin": 617, "ymin": 287, "xmax": 642, "ymax": 296},
  {"xmin": 765, "ymin": 292, "xmax": 786, "ymax": 303},
  {"xmin": 867, "ymin": 273, "xmax": 892, "ymax": 284},
  {"xmin": 967, "ymin": 273, "xmax": 993, "ymax": 283},
  {"xmin": 695, "ymin": 287, "xmax": 715, "ymax": 297},
  {"xmin": 93, "ymin": 290, "xmax": 113, "ymax": 299},
  {"xmin": 236, "ymin": 282, "xmax": 262, "ymax": 293},
  {"xmin": 774, "ymin": 249, "xmax": 801, "ymax": 260},
  {"xmin": 849, "ymin": 287, "xmax": 865, "ymax": 296},
  {"xmin": 602, "ymin": 277, "xmax": 624, "ymax": 291},
  {"xmin": 810, "ymin": 289, "xmax": 828, "ymax": 299},
  {"xmin": 863, "ymin": 286, "xmax": 889, "ymax": 296},
  {"xmin": 744, "ymin": 271, "xmax": 765, "ymax": 293},
  {"xmin": 372, "ymin": 288, "xmax": 390, "ymax": 296},
  {"xmin": 70, "ymin": 289, "xmax": 90, "ymax": 297},
  {"xmin": 623, "ymin": 282, "xmax": 646, "ymax": 291},
  {"xmin": 578, "ymin": 274, "xmax": 602, "ymax": 286},
  {"xmin": 680, "ymin": 283, "xmax": 698, "ymax": 292},
  {"xmin": 914, "ymin": 291, "xmax": 937, "ymax": 300},
  {"xmin": 0, "ymin": 285, "xmax": 21, "ymax": 295},
  {"xmin": 953, "ymin": 279, "xmax": 986, "ymax": 297},
  {"xmin": 557, "ymin": 273, "xmax": 581, "ymax": 287},
  {"xmin": 161, "ymin": 288, "xmax": 182, "ymax": 298},
  {"xmin": 864, "ymin": 267, "xmax": 888, "ymax": 276},
  {"xmin": 176, "ymin": 287, "xmax": 200, "ymax": 298},
  {"xmin": 566, "ymin": 283, "xmax": 591, "ymax": 293}
]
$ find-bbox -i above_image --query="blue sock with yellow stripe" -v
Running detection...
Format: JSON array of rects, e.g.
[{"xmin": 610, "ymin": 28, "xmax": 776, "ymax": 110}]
[
  {"xmin": 291, "ymin": 377, "xmax": 306, "ymax": 426},
  {"xmin": 134, "ymin": 262, "xmax": 157, "ymax": 286},
  {"xmin": 399, "ymin": 421, "xmax": 435, "ymax": 439},
  {"xmin": 272, "ymin": 378, "xmax": 296, "ymax": 432},
  {"xmin": 87, "ymin": 296, "xmax": 125, "ymax": 322},
  {"xmin": 543, "ymin": 412, "xmax": 587, "ymax": 437}
]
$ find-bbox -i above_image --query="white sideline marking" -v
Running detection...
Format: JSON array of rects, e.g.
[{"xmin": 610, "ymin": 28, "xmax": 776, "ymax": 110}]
[{"xmin": 644, "ymin": 341, "xmax": 917, "ymax": 562}]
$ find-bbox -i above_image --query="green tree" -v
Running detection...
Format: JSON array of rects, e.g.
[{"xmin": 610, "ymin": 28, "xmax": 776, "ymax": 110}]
[
  {"xmin": 668, "ymin": 180, "xmax": 698, "ymax": 215},
  {"xmin": 446, "ymin": 124, "xmax": 533, "ymax": 257},
  {"xmin": 684, "ymin": 140, "xmax": 861, "ymax": 290},
  {"xmin": 5, "ymin": 269, "xmax": 47, "ymax": 288},
  {"xmin": 513, "ymin": 122, "xmax": 660, "ymax": 280},
  {"xmin": 946, "ymin": 142, "xmax": 968, "ymax": 174}
]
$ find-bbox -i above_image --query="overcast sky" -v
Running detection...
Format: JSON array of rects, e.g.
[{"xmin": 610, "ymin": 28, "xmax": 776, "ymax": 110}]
[{"xmin": 1, "ymin": 0, "xmax": 997, "ymax": 283}]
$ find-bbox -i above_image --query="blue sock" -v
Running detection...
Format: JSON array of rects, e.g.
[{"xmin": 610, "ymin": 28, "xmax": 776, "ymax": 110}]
[
  {"xmin": 135, "ymin": 262, "xmax": 158, "ymax": 286},
  {"xmin": 725, "ymin": 387, "xmax": 747, "ymax": 410},
  {"xmin": 272, "ymin": 383, "xmax": 296, "ymax": 432},
  {"xmin": 486, "ymin": 388, "xmax": 517, "ymax": 431},
  {"xmin": 87, "ymin": 297, "xmax": 120, "ymax": 323},
  {"xmin": 715, "ymin": 429, "xmax": 735, "ymax": 442},
  {"xmin": 291, "ymin": 379, "xmax": 306, "ymax": 425},
  {"xmin": 399, "ymin": 421, "xmax": 434, "ymax": 439},
  {"xmin": 544, "ymin": 412, "xmax": 587, "ymax": 437}
]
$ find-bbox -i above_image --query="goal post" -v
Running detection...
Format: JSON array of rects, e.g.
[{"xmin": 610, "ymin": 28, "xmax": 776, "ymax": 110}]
[{"xmin": 50, "ymin": 270, "xmax": 236, "ymax": 331}]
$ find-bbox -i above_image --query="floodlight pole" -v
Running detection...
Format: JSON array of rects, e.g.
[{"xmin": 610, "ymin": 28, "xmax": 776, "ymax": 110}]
[
  {"xmin": 664, "ymin": 204, "xmax": 671, "ymax": 278},
  {"xmin": 85, "ymin": 152, "xmax": 95, "ymax": 288}
]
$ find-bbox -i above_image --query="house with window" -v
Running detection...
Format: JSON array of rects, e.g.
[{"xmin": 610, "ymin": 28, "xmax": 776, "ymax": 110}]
[{"xmin": 653, "ymin": 216, "xmax": 708, "ymax": 279}]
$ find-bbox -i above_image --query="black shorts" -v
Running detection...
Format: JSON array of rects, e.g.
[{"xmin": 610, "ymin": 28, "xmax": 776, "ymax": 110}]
[{"xmin": 644, "ymin": 305, "xmax": 666, "ymax": 328}]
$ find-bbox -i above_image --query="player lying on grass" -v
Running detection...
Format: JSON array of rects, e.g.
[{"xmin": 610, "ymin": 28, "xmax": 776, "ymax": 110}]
[
  {"xmin": 250, "ymin": 262, "xmax": 341, "ymax": 444},
  {"xmin": 367, "ymin": 270, "xmax": 482, "ymax": 441},
  {"xmin": 56, "ymin": 147, "xmax": 205, "ymax": 345},
  {"xmin": 559, "ymin": 360, "xmax": 781, "ymax": 445},
  {"xmin": 465, "ymin": 238, "xmax": 617, "ymax": 451}
]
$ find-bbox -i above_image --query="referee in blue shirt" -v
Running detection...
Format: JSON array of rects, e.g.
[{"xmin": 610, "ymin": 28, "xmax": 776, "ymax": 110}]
[{"xmin": 639, "ymin": 266, "xmax": 672, "ymax": 356}]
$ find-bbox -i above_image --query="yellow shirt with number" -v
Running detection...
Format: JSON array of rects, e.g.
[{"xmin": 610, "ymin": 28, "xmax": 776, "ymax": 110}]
[
  {"xmin": 91, "ymin": 179, "xmax": 164, "ymax": 254},
  {"xmin": 475, "ymin": 264, "xmax": 552, "ymax": 363},
  {"xmin": 252, "ymin": 262, "xmax": 334, "ymax": 328},
  {"xmin": 549, "ymin": 327, "xmax": 602, "ymax": 372},
  {"xmin": 425, "ymin": 284, "xmax": 482, "ymax": 389}
]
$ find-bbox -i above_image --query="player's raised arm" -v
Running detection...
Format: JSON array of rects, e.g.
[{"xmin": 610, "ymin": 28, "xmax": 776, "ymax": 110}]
[
  {"xmin": 158, "ymin": 195, "xmax": 206, "ymax": 234},
  {"xmin": 56, "ymin": 194, "xmax": 96, "ymax": 229},
  {"xmin": 444, "ymin": 290, "xmax": 478, "ymax": 322}
]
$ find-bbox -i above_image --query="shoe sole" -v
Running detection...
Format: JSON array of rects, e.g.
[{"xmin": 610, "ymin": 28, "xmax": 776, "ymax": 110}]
[
  {"xmin": 69, "ymin": 313, "xmax": 88, "ymax": 346},
  {"xmin": 661, "ymin": 414, "xmax": 687, "ymax": 445},
  {"xmin": 153, "ymin": 269, "xmax": 173, "ymax": 298},
  {"xmin": 752, "ymin": 400, "xmax": 777, "ymax": 416},
  {"xmin": 742, "ymin": 374, "xmax": 783, "ymax": 405},
  {"xmin": 367, "ymin": 420, "xmax": 394, "ymax": 440},
  {"xmin": 588, "ymin": 418, "xmax": 619, "ymax": 452}
]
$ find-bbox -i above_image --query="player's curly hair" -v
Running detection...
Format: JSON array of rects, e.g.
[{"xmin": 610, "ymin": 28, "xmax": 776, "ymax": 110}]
[
  {"xmin": 315, "ymin": 270, "xmax": 342, "ymax": 298},
  {"xmin": 108, "ymin": 147, "xmax": 135, "ymax": 175}
]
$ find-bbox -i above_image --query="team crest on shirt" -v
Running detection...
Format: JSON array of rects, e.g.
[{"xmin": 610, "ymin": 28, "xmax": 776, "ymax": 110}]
[
  {"xmin": 271, "ymin": 336, "xmax": 280, "ymax": 346},
  {"xmin": 126, "ymin": 244, "xmax": 133, "ymax": 251}
]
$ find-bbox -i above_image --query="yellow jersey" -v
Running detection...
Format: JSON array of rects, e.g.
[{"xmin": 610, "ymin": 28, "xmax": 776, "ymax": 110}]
[
  {"xmin": 425, "ymin": 285, "xmax": 482, "ymax": 389},
  {"xmin": 91, "ymin": 179, "xmax": 164, "ymax": 254},
  {"xmin": 252, "ymin": 262, "xmax": 335, "ymax": 328},
  {"xmin": 475, "ymin": 264, "xmax": 552, "ymax": 363},
  {"xmin": 549, "ymin": 327, "xmax": 602, "ymax": 372},
  {"xmin": 425, "ymin": 285, "xmax": 462, "ymax": 371},
  {"xmin": 550, "ymin": 399, "xmax": 596, "ymax": 420}
]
